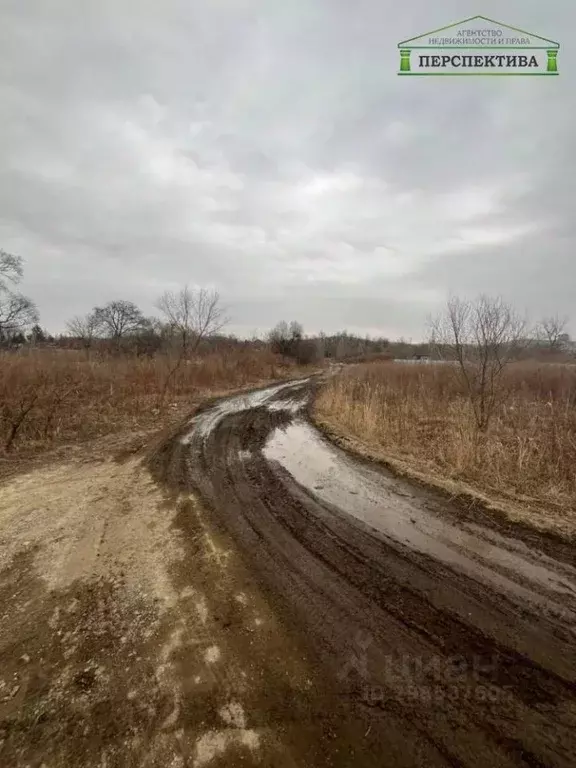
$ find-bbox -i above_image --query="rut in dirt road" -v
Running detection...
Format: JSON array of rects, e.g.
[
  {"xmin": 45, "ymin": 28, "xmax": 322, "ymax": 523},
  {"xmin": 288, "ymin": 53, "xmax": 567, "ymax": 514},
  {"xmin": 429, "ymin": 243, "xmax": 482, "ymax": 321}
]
[{"xmin": 151, "ymin": 377, "xmax": 576, "ymax": 768}]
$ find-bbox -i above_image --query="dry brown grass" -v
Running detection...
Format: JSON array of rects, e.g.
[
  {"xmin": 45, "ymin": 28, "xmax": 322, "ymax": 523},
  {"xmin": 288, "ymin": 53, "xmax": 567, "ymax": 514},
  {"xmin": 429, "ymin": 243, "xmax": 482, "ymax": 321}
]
[
  {"xmin": 315, "ymin": 362, "xmax": 576, "ymax": 530},
  {"xmin": 0, "ymin": 347, "xmax": 304, "ymax": 457}
]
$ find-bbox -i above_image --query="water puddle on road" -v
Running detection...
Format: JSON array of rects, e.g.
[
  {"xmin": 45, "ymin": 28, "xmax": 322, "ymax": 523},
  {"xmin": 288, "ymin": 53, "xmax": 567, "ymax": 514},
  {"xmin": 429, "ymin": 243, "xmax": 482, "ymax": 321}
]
[
  {"xmin": 181, "ymin": 381, "xmax": 308, "ymax": 444},
  {"xmin": 264, "ymin": 419, "xmax": 576, "ymax": 619}
]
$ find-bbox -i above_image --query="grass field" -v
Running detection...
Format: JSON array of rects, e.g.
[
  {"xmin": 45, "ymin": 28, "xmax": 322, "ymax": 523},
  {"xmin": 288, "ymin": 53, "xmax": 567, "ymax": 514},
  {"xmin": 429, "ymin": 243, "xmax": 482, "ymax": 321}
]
[
  {"xmin": 0, "ymin": 347, "xmax": 302, "ymax": 457},
  {"xmin": 315, "ymin": 361, "xmax": 576, "ymax": 534}
]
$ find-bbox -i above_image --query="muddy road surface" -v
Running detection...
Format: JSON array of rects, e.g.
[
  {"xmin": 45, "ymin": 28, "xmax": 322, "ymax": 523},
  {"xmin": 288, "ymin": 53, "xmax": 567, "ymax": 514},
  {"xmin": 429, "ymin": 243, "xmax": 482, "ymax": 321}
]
[{"xmin": 153, "ymin": 377, "xmax": 576, "ymax": 768}]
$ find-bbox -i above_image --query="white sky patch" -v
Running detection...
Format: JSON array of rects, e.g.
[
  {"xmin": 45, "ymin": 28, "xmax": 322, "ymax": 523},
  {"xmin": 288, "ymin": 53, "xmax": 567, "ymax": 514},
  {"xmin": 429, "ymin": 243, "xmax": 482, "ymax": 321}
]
[
  {"xmin": 299, "ymin": 170, "xmax": 363, "ymax": 196},
  {"xmin": 429, "ymin": 223, "xmax": 537, "ymax": 255},
  {"xmin": 193, "ymin": 221, "xmax": 273, "ymax": 252},
  {"xmin": 384, "ymin": 120, "xmax": 421, "ymax": 146},
  {"xmin": 34, "ymin": 159, "xmax": 76, "ymax": 182},
  {"xmin": 263, "ymin": 175, "xmax": 528, "ymax": 291},
  {"xmin": 138, "ymin": 93, "xmax": 167, "ymax": 127},
  {"xmin": 112, "ymin": 114, "xmax": 245, "ymax": 203},
  {"xmin": 457, "ymin": 224, "xmax": 538, "ymax": 247},
  {"xmin": 285, "ymin": 249, "xmax": 412, "ymax": 284},
  {"xmin": 438, "ymin": 185, "xmax": 500, "ymax": 222}
]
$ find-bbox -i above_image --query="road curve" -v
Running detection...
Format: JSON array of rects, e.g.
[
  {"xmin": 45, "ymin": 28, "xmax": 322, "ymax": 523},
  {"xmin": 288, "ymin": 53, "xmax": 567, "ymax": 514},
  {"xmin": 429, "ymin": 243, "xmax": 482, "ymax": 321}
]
[{"xmin": 152, "ymin": 377, "xmax": 576, "ymax": 768}]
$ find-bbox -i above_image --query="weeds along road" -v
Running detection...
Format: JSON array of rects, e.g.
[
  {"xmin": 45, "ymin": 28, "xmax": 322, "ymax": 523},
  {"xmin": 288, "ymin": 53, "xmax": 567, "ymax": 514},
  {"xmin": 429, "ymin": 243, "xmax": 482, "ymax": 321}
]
[{"xmin": 152, "ymin": 376, "xmax": 576, "ymax": 768}]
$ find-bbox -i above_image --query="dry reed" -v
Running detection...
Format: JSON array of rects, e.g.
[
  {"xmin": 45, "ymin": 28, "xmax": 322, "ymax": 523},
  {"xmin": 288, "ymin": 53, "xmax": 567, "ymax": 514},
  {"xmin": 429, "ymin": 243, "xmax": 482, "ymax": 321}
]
[
  {"xmin": 315, "ymin": 362, "xmax": 576, "ymax": 516},
  {"xmin": 0, "ymin": 347, "xmax": 300, "ymax": 455}
]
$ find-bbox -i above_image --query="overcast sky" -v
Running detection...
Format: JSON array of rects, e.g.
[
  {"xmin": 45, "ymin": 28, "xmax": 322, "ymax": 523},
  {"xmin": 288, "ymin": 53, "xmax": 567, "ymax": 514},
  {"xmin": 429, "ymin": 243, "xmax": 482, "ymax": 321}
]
[{"xmin": 0, "ymin": 1, "xmax": 572, "ymax": 339}]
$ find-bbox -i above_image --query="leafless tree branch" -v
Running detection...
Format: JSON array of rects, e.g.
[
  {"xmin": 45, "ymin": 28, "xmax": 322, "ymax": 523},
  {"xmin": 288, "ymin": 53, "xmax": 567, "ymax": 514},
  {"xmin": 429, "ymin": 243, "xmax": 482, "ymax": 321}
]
[
  {"xmin": 156, "ymin": 286, "xmax": 227, "ymax": 405},
  {"xmin": 0, "ymin": 293, "xmax": 39, "ymax": 342},
  {"xmin": 0, "ymin": 250, "xmax": 24, "ymax": 293},
  {"xmin": 429, "ymin": 295, "xmax": 526, "ymax": 432}
]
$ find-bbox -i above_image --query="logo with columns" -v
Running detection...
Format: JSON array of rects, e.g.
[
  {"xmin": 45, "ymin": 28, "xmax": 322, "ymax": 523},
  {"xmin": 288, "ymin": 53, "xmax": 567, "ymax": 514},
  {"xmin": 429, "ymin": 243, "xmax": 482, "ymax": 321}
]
[{"xmin": 398, "ymin": 16, "xmax": 559, "ymax": 76}]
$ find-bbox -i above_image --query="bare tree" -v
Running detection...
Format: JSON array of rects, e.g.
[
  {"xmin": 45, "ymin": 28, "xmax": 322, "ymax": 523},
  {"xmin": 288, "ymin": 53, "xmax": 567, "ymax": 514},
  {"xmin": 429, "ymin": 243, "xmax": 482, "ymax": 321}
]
[
  {"xmin": 0, "ymin": 250, "xmax": 23, "ymax": 292},
  {"xmin": 92, "ymin": 300, "xmax": 147, "ymax": 342},
  {"xmin": 66, "ymin": 313, "xmax": 99, "ymax": 348},
  {"xmin": 156, "ymin": 286, "xmax": 226, "ymax": 405},
  {"xmin": 268, "ymin": 320, "xmax": 304, "ymax": 358},
  {"xmin": 157, "ymin": 287, "xmax": 225, "ymax": 351},
  {"xmin": 429, "ymin": 295, "xmax": 526, "ymax": 432},
  {"xmin": 0, "ymin": 293, "xmax": 39, "ymax": 343},
  {"xmin": 535, "ymin": 314, "xmax": 570, "ymax": 352},
  {"xmin": 0, "ymin": 251, "xmax": 38, "ymax": 343}
]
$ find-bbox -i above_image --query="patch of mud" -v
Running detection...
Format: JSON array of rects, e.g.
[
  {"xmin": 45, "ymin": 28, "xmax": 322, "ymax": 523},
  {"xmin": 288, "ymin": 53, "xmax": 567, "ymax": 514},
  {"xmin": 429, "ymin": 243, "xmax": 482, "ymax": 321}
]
[
  {"xmin": 192, "ymin": 700, "xmax": 261, "ymax": 767},
  {"xmin": 314, "ymin": 410, "xmax": 576, "ymax": 554},
  {"xmin": 180, "ymin": 380, "xmax": 308, "ymax": 445},
  {"xmin": 265, "ymin": 420, "xmax": 576, "ymax": 621},
  {"xmin": 204, "ymin": 646, "xmax": 221, "ymax": 664},
  {"xmin": 0, "ymin": 459, "xmax": 182, "ymax": 601},
  {"xmin": 193, "ymin": 727, "xmax": 259, "ymax": 767},
  {"xmin": 0, "ymin": 455, "xmax": 322, "ymax": 767},
  {"xmin": 150, "ymin": 377, "xmax": 576, "ymax": 768},
  {"xmin": 0, "ymin": 549, "xmax": 174, "ymax": 768}
]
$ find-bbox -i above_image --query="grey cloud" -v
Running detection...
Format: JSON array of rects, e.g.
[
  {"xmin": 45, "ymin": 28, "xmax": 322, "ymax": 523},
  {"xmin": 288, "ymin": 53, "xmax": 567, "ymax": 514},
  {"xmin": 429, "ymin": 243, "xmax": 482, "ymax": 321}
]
[{"xmin": 0, "ymin": 0, "xmax": 573, "ymax": 337}]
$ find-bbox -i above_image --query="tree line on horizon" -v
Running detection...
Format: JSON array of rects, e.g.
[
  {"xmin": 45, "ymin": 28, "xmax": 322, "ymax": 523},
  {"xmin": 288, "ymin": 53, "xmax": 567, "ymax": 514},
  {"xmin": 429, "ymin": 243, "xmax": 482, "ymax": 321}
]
[{"xmin": 0, "ymin": 249, "xmax": 573, "ymax": 364}]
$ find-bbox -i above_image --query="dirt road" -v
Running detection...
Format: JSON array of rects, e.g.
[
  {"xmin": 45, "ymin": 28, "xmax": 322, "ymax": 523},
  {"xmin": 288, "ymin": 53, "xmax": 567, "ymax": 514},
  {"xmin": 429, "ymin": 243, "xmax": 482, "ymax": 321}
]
[
  {"xmin": 1, "ymin": 377, "xmax": 575, "ymax": 767},
  {"xmin": 153, "ymin": 377, "xmax": 576, "ymax": 768}
]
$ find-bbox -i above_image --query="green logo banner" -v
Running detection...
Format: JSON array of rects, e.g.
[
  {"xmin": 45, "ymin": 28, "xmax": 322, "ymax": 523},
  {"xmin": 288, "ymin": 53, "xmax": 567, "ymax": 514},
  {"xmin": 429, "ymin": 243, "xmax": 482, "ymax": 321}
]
[{"xmin": 398, "ymin": 16, "xmax": 559, "ymax": 76}]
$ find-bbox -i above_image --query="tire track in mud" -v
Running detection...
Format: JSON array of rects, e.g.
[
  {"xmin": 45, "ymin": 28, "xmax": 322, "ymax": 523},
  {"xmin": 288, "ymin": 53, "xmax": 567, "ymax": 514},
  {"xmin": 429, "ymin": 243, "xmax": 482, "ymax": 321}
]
[{"xmin": 150, "ymin": 378, "xmax": 576, "ymax": 768}]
